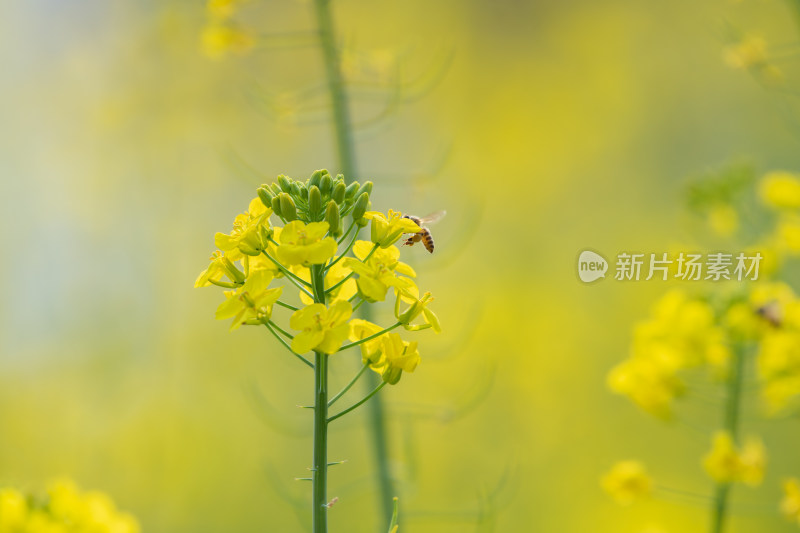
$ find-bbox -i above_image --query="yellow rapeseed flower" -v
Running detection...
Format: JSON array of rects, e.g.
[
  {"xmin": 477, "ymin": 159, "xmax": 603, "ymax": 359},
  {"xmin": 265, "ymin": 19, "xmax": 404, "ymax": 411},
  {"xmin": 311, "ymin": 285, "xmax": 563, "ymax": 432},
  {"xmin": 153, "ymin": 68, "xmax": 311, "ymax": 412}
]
[
  {"xmin": 607, "ymin": 356, "xmax": 684, "ymax": 419},
  {"xmin": 194, "ymin": 250, "xmax": 246, "ymax": 288},
  {"xmin": 781, "ymin": 478, "xmax": 800, "ymax": 525},
  {"xmin": 760, "ymin": 171, "xmax": 800, "ymax": 210},
  {"xmin": 202, "ymin": 23, "xmax": 255, "ymax": 60},
  {"xmin": 703, "ymin": 431, "xmax": 766, "ymax": 485},
  {"xmin": 343, "ymin": 241, "xmax": 416, "ymax": 302},
  {"xmin": 215, "ymin": 270, "xmax": 283, "ymax": 331},
  {"xmin": 379, "ymin": 333, "xmax": 421, "ymax": 384},
  {"xmin": 394, "ymin": 289, "xmax": 441, "ymax": 333},
  {"xmin": 214, "ymin": 197, "xmax": 272, "ymax": 258},
  {"xmin": 364, "ymin": 210, "xmax": 421, "ymax": 248},
  {"xmin": 290, "ymin": 300, "xmax": 352, "ymax": 354},
  {"xmin": 348, "ymin": 318, "xmax": 387, "ymax": 367},
  {"xmin": 275, "ymin": 220, "xmax": 338, "ymax": 267},
  {"xmin": 601, "ymin": 461, "xmax": 653, "ymax": 505},
  {"xmin": 724, "ymin": 35, "xmax": 768, "ymax": 70}
]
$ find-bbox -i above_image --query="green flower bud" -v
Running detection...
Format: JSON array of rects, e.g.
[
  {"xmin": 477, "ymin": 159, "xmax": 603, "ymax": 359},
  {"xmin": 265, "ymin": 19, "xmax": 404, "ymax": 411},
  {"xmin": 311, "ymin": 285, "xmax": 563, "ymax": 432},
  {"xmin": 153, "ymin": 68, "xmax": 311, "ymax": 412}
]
[
  {"xmin": 331, "ymin": 181, "xmax": 346, "ymax": 204},
  {"xmin": 277, "ymin": 175, "xmax": 292, "ymax": 193},
  {"xmin": 309, "ymin": 169, "xmax": 327, "ymax": 189},
  {"xmin": 290, "ymin": 182, "xmax": 302, "ymax": 198},
  {"xmin": 345, "ymin": 181, "xmax": 360, "ymax": 200},
  {"xmin": 257, "ymin": 187, "xmax": 273, "ymax": 207},
  {"xmin": 279, "ymin": 193, "xmax": 297, "ymax": 221},
  {"xmin": 382, "ymin": 367, "xmax": 403, "ymax": 385},
  {"xmin": 300, "ymin": 186, "xmax": 309, "ymax": 202},
  {"xmin": 271, "ymin": 196, "xmax": 283, "ymax": 218},
  {"xmin": 320, "ymin": 173, "xmax": 333, "ymax": 197},
  {"xmin": 356, "ymin": 181, "xmax": 373, "ymax": 198},
  {"xmin": 325, "ymin": 200, "xmax": 340, "ymax": 233},
  {"xmin": 356, "ymin": 217, "xmax": 369, "ymax": 227},
  {"xmin": 308, "ymin": 186, "xmax": 322, "ymax": 219},
  {"xmin": 352, "ymin": 192, "xmax": 370, "ymax": 220},
  {"xmin": 221, "ymin": 256, "xmax": 246, "ymax": 285},
  {"xmin": 270, "ymin": 182, "xmax": 282, "ymax": 196}
]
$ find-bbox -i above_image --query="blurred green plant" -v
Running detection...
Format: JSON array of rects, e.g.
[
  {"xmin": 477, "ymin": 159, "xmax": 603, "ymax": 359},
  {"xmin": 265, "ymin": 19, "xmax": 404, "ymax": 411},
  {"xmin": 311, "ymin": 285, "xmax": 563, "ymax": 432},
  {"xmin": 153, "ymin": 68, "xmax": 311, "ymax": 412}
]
[
  {"xmin": 195, "ymin": 170, "xmax": 441, "ymax": 532},
  {"xmin": 604, "ymin": 165, "xmax": 800, "ymax": 532}
]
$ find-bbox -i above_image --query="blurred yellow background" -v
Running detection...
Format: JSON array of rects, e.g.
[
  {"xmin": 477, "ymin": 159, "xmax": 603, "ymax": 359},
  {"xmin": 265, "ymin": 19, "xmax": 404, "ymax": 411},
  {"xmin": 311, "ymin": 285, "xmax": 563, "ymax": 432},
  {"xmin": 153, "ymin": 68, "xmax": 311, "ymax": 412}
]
[{"xmin": 3, "ymin": 0, "xmax": 800, "ymax": 531}]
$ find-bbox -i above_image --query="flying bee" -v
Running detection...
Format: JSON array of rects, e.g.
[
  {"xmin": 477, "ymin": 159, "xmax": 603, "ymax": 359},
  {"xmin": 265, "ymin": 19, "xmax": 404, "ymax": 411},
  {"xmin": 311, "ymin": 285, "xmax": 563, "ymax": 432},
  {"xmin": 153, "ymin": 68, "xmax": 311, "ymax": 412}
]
[{"xmin": 402, "ymin": 211, "xmax": 446, "ymax": 253}]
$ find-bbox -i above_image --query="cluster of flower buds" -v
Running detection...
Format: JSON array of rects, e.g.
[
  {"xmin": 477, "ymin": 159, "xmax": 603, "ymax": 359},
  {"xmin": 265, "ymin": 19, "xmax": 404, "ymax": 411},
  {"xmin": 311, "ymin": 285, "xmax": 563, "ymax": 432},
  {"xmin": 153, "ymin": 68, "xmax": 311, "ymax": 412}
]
[{"xmin": 256, "ymin": 170, "xmax": 373, "ymax": 239}]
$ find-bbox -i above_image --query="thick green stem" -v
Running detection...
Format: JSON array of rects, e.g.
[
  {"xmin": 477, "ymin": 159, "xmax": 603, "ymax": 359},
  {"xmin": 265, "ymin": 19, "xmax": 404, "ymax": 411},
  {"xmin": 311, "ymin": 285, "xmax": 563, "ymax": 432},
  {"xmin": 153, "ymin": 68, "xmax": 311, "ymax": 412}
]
[
  {"xmin": 312, "ymin": 0, "xmax": 357, "ymax": 179},
  {"xmin": 311, "ymin": 265, "xmax": 329, "ymax": 533},
  {"xmin": 311, "ymin": 0, "xmax": 396, "ymax": 523},
  {"xmin": 710, "ymin": 344, "xmax": 746, "ymax": 533}
]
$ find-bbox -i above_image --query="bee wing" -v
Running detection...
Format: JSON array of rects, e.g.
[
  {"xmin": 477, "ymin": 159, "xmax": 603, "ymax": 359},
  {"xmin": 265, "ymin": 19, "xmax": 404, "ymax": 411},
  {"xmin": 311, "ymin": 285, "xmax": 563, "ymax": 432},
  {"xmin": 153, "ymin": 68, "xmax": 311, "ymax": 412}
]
[{"xmin": 419, "ymin": 210, "xmax": 446, "ymax": 225}]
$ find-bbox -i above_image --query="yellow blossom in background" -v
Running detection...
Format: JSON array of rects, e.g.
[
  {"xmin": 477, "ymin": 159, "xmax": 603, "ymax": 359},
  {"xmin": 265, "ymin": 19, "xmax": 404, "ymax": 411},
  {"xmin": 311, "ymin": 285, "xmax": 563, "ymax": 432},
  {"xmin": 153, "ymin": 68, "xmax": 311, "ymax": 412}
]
[
  {"xmin": 0, "ymin": 480, "xmax": 139, "ymax": 533},
  {"xmin": 708, "ymin": 204, "xmax": 739, "ymax": 237},
  {"xmin": 207, "ymin": 0, "xmax": 244, "ymax": 20},
  {"xmin": 275, "ymin": 221, "xmax": 338, "ymax": 267},
  {"xmin": 601, "ymin": 461, "xmax": 653, "ymax": 505},
  {"xmin": 724, "ymin": 35, "xmax": 767, "ymax": 70},
  {"xmin": 704, "ymin": 431, "xmax": 741, "ymax": 483},
  {"xmin": 760, "ymin": 171, "xmax": 800, "ymax": 210},
  {"xmin": 703, "ymin": 431, "xmax": 766, "ymax": 485},
  {"xmin": 364, "ymin": 210, "xmax": 421, "ymax": 248},
  {"xmin": 777, "ymin": 216, "xmax": 800, "ymax": 253},
  {"xmin": 202, "ymin": 23, "xmax": 255, "ymax": 60},
  {"xmin": 781, "ymin": 478, "xmax": 800, "ymax": 525},
  {"xmin": 289, "ymin": 300, "xmax": 352, "ymax": 354},
  {"xmin": 607, "ymin": 356, "xmax": 684, "ymax": 419},
  {"xmin": 343, "ymin": 241, "xmax": 416, "ymax": 302}
]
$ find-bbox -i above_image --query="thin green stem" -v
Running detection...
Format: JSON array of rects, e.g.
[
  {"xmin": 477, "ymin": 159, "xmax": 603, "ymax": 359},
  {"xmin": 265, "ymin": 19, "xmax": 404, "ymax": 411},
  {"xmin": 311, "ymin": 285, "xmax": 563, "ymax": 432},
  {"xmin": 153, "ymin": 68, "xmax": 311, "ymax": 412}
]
[
  {"xmin": 709, "ymin": 344, "xmax": 746, "ymax": 533},
  {"xmin": 328, "ymin": 381, "xmax": 387, "ymax": 423},
  {"xmin": 208, "ymin": 279, "xmax": 240, "ymax": 289},
  {"xmin": 328, "ymin": 363, "xmax": 369, "ymax": 407},
  {"xmin": 275, "ymin": 300, "xmax": 300, "ymax": 312},
  {"xmin": 352, "ymin": 299, "xmax": 366, "ymax": 313},
  {"xmin": 337, "ymin": 322, "xmax": 401, "ymax": 352},
  {"xmin": 325, "ymin": 226, "xmax": 359, "ymax": 272},
  {"xmin": 268, "ymin": 320, "xmax": 294, "ymax": 340},
  {"xmin": 325, "ymin": 244, "xmax": 379, "ymax": 295},
  {"xmin": 337, "ymin": 220, "xmax": 357, "ymax": 245},
  {"xmin": 264, "ymin": 322, "xmax": 313, "ymax": 369},
  {"xmin": 261, "ymin": 250, "xmax": 314, "ymax": 288}
]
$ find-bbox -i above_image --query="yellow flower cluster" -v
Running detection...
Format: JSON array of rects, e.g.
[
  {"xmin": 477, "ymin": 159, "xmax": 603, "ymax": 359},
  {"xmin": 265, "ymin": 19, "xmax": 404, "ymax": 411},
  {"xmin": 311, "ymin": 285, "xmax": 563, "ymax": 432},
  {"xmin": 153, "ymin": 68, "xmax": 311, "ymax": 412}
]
[
  {"xmin": 782, "ymin": 478, "xmax": 800, "ymax": 525},
  {"xmin": 703, "ymin": 431, "xmax": 766, "ymax": 486},
  {"xmin": 608, "ymin": 290, "xmax": 730, "ymax": 418},
  {"xmin": 601, "ymin": 461, "xmax": 653, "ymax": 505},
  {"xmin": 0, "ymin": 480, "xmax": 139, "ymax": 533},
  {"xmin": 196, "ymin": 172, "xmax": 440, "ymax": 385}
]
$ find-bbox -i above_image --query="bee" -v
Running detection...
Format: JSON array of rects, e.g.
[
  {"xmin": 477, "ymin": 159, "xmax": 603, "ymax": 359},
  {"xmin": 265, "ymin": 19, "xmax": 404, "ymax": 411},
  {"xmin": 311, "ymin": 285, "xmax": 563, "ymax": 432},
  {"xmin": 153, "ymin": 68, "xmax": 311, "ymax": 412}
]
[
  {"xmin": 402, "ymin": 211, "xmax": 446, "ymax": 253},
  {"xmin": 756, "ymin": 301, "xmax": 783, "ymax": 328}
]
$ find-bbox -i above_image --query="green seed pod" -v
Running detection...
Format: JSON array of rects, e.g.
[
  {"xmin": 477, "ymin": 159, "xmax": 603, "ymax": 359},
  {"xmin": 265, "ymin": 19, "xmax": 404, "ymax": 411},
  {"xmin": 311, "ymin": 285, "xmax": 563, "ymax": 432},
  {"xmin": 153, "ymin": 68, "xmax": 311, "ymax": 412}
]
[
  {"xmin": 271, "ymin": 196, "xmax": 283, "ymax": 218},
  {"xmin": 352, "ymin": 192, "xmax": 370, "ymax": 220},
  {"xmin": 308, "ymin": 186, "xmax": 322, "ymax": 219},
  {"xmin": 325, "ymin": 200, "xmax": 340, "ymax": 233},
  {"xmin": 279, "ymin": 193, "xmax": 297, "ymax": 221},
  {"xmin": 345, "ymin": 182, "xmax": 360, "ymax": 200},
  {"xmin": 331, "ymin": 181, "xmax": 346, "ymax": 204},
  {"xmin": 309, "ymin": 169, "xmax": 327, "ymax": 189},
  {"xmin": 320, "ymin": 173, "xmax": 333, "ymax": 197},
  {"xmin": 277, "ymin": 175, "xmax": 292, "ymax": 193},
  {"xmin": 356, "ymin": 181, "xmax": 373, "ymax": 198},
  {"xmin": 257, "ymin": 187, "xmax": 273, "ymax": 207}
]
